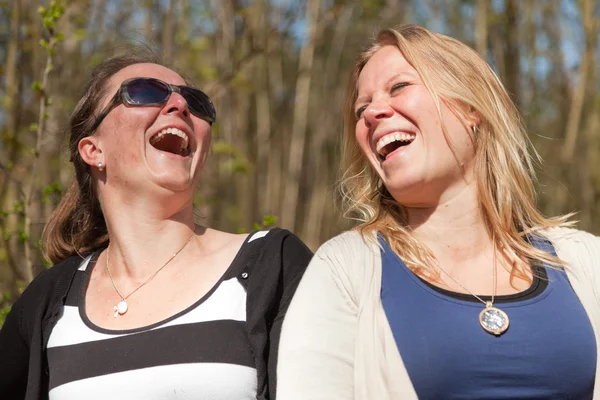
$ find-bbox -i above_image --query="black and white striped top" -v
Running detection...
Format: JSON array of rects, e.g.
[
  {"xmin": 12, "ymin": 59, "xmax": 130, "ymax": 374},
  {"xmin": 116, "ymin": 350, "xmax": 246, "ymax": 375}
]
[{"xmin": 46, "ymin": 232, "xmax": 270, "ymax": 400}]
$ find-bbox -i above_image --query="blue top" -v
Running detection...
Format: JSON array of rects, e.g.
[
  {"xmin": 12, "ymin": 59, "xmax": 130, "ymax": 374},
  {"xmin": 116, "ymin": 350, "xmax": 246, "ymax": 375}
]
[{"xmin": 380, "ymin": 236, "xmax": 596, "ymax": 399}]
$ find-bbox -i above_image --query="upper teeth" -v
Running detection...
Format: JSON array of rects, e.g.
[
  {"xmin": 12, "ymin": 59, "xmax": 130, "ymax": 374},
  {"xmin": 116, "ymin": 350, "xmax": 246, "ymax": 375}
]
[
  {"xmin": 150, "ymin": 127, "xmax": 189, "ymax": 151},
  {"xmin": 376, "ymin": 132, "xmax": 416, "ymax": 155}
]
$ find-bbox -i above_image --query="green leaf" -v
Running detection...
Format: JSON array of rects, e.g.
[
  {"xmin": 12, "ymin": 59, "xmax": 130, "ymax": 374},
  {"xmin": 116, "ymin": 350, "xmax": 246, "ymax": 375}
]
[
  {"xmin": 212, "ymin": 141, "xmax": 236, "ymax": 155},
  {"xmin": 42, "ymin": 181, "xmax": 63, "ymax": 196},
  {"xmin": 18, "ymin": 232, "xmax": 29, "ymax": 242},
  {"xmin": 29, "ymin": 123, "xmax": 39, "ymax": 132},
  {"xmin": 43, "ymin": 18, "xmax": 55, "ymax": 30},
  {"xmin": 0, "ymin": 304, "xmax": 12, "ymax": 329},
  {"xmin": 13, "ymin": 201, "xmax": 24, "ymax": 213},
  {"xmin": 32, "ymin": 81, "xmax": 42, "ymax": 91},
  {"xmin": 262, "ymin": 215, "xmax": 277, "ymax": 227},
  {"xmin": 74, "ymin": 28, "xmax": 87, "ymax": 40},
  {"xmin": 42, "ymin": 181, "xmax": 63, "ymax": 204}
]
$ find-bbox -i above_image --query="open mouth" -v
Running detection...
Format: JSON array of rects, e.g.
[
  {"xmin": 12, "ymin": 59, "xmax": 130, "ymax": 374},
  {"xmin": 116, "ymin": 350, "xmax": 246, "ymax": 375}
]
[
  {"xmin": 149, "ymin": 127, "xmax": 191, "ymax": 157},
  {"xmin": 376, "ymin": 132, "xmax": 416, "ymax": 161}
]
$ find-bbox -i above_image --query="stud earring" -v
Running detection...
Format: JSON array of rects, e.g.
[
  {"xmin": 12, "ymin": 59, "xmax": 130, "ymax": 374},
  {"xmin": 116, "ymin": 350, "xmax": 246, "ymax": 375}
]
[{"xmin": 97, "ymin": 162, "xmax": 104, "ymax": 171}]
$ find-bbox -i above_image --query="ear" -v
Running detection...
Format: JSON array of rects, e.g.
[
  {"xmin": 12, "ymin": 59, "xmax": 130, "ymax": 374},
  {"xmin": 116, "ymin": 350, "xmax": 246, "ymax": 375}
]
[
  {"xmin": 78, "ymin": 136, "xmax": 103, "ymax": 168},
  {"xmin": 465, "ymin": 106, "xmax": 482, "ymax": 128}
]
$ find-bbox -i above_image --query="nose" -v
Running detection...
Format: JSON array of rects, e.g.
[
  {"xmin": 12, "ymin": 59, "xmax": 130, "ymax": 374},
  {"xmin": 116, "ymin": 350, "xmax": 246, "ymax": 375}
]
[
  {"xmin": 162, "ymin": 92, "xmax": 190, "ymax": 119},
  {"xmin": 363, "ymin": 100, "xmax": 394, "ymax": 129}
]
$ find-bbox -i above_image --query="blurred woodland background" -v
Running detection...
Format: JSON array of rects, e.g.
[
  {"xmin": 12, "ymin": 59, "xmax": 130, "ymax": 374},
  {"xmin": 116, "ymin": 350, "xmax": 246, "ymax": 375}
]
[{"xmin": 0, "ymin": 0, "xmax": 598, "ymax": 324}]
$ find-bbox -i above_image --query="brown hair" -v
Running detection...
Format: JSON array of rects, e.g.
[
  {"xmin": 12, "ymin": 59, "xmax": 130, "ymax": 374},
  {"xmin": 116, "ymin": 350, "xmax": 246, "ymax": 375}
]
[
  {"xmin": 43, "ymin": 52, "xmax": 163, "ymax": 263},
  {"xmin": 339, "ymin": 24, "xmax": 570, "ymax": 279}
]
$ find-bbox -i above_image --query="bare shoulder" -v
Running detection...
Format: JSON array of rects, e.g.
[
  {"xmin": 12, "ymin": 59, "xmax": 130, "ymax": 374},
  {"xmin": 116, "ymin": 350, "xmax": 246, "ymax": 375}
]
[{"xmin": 198, "ymin": 227, "xmax": 249, "ymax": 256}]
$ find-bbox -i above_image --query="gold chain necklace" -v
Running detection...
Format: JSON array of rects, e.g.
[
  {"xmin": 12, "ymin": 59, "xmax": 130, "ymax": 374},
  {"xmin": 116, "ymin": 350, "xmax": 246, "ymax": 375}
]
[
  {"xmin": 434, "ymin": 240, "xmax": 510, "ymax": 336},
  {"xmin": 105, "ymin": 233, "xmax": 195, "ymax": 318}
]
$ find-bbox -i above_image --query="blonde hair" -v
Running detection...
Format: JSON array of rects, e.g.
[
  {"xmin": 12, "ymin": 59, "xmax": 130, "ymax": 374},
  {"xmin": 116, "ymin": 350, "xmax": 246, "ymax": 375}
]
[{"xmin": 340, "ymin": 24, "xmax": 570, "ymax": 278}]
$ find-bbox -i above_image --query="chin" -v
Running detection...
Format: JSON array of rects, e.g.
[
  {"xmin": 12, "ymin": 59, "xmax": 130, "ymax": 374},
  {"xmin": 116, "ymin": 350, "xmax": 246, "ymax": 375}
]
[
  {"xmin": 162, "ymin": 181, "xmax": 196, "ymax": 194},
  {"xmin": 153, "ymin": 173, "xmax": 195, "ymax": 193},
  {"xmin": 386, "ymin": 180, "xmax": 430, "ymax": 205}
]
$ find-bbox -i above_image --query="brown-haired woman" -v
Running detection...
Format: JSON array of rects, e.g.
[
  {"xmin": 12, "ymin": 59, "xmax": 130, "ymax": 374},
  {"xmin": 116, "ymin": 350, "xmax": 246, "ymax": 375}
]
[
  {"xmin": 0, "ymin": 53, "xmax": 312, "ymax": 400},
  {"xmin": 277, "ymin": 24, "xmax": 600, "ymax": 399}
]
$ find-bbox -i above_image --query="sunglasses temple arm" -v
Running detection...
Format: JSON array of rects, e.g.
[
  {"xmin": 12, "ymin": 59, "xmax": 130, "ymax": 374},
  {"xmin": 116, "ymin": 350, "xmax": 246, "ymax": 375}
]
[{"xmin": 90, "ymin": 93, "xmax": 122, "ymax": 133}]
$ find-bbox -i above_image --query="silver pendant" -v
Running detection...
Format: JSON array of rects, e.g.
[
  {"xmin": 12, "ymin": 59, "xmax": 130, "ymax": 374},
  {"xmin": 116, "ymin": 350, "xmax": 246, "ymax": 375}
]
[
  {"xmin": 113, "ymin": 300, "xmax": 128, "ymax": 318},
  {"xmin": 479, "ymin": 302, "xmax": 509, "ymax": 335}
]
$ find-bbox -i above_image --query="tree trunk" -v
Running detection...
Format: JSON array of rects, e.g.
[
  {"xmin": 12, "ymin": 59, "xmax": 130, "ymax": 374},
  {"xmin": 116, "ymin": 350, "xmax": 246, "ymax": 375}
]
[
  {"xmin": 162, "ymin": 0, "xmax": 175, "ymax": 60},
  {"xmin": 266, "ymin": 11, "xmax": 284, "ymax": 219},
  {"xmin": 541, "ymin": 0, "xmax": 571, "ymax": 217},
  {"xmin": 145, "ymin": 0, "xmax": 154, "ymax": 39},
  {"xmin": 504, "ymin": 0, "xmax": 520, "ymax": 107},
  {"xmin": 561, "ymin": 0, "xmax": 594, "ymax": 163},
  {"xmin": 251, "ymin": 0, "xmax": 272, "ymax": 221},
  {"xmin": 212, "ymin": 0, "xmax": 236, "ymax": 227},
  {"xmin": 1, "ymin": 0, "xmax": 23, "ymax": 284},
  {"xmin": 281, "ymin": 0, "xmax": 320, "ymax": 231},
  {"xmin": 304, "ymin": 5, "xmax": 353, "ymax": 248},
  {"xmin": 475, "ymin": 0, "xmax": 488, "ymax": 57}
]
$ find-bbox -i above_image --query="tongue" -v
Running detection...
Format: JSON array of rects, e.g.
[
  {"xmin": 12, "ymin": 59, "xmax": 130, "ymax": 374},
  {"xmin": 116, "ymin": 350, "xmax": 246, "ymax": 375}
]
[
  {"xmin": 151, "ymin": 134, "xmax": 184, "ymax": 155},
  {"xmin": 383, "ymin": 140, "xmax": 410, "ymax": 157}
]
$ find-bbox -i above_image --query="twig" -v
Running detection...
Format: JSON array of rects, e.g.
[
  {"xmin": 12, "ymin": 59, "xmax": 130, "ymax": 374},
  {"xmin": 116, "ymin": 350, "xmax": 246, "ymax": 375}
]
[{"xmin": 22, "ymin": 2, "xmax": 64, "ymax": 282}]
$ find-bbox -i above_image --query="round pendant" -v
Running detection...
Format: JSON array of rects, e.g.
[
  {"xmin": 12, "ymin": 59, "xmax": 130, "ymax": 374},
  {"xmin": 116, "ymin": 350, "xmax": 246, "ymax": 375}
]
[
  {"xmin": 479, "ymin": 305, "xmax": 509, "ymax": 335},
  {"xmin": 117, "ymin": 300, "xmax": 128, "ymax": 315}
]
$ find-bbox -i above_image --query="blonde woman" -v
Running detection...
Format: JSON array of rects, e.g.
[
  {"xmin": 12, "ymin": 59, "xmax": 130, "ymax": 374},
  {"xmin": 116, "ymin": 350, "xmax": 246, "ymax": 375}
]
[{"xmin": 277, "ymin": 24, "xmax": 600, "ymax": 399}]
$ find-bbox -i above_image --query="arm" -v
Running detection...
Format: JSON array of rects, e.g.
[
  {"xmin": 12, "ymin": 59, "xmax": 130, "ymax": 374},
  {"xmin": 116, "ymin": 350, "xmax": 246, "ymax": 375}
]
[
  {"xmin": 0, "ymin": 297, "xmax": 29, "ymax": 399},
  {"xmin": 276, "ymin": 246, "xmax": 358, "ymax": 400}
]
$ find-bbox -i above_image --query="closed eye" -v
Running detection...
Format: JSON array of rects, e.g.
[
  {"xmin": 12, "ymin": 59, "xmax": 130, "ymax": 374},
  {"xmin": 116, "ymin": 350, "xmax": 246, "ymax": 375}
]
[
  {"xmin": 356, "ymin": 83, "xmax": 409, "ymax": 119},
  {"xmin": 391, "ymin": 82, "xmax": 409, "ymax": 93},
  {"xmin": 355, "ymin": 105, "xmax": 367, "ymax": 120}
]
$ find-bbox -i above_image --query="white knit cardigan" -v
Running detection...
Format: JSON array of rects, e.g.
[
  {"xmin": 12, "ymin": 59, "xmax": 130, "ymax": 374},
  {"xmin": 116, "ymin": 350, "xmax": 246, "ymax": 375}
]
[{"xmin": 277, "ymin": 227, "xmax": 600, "ymax": 399}]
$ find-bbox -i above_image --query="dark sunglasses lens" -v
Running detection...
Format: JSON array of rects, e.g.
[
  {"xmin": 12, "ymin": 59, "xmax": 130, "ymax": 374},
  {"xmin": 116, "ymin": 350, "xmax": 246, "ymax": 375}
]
[
  {"xmin": 126, "ymin": 79, "xmax": 169, "ymax": 105},
  {"xmin": 181, "ymin": 88, "xmax": 216, "ymax": 121}
]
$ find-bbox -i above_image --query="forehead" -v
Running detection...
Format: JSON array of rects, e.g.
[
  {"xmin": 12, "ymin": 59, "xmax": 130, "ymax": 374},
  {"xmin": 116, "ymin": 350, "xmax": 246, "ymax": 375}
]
[
  {"xmin": 357, "ymin": 45, "xmax": 417, "ymax": 93},
  {"xmin": 107, "ymin": 63, "xmax": 186, "ymax": 91}
]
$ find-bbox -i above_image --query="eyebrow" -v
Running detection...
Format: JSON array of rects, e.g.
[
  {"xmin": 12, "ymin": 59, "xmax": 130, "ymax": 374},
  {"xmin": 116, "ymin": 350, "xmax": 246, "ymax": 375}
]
[{"xmin": 354, "ymin": 73, "xmax": 413, "ymax": 109}]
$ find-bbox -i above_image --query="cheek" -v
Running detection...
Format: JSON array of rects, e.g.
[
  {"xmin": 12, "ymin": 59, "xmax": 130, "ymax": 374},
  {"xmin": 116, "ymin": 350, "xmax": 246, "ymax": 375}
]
[
  {"xmin": 440, "ymin": 110, "xmax": 475, "ymax": 155},
  {"xmin": 354, "ymin": 123, "xmax": 370, "ymax": 154},
  {"xmin": 401, "ymin": 88, "xmax": 440, "ymax": 127},
  {"xmin": 102, "ymin": 115, "xmax": 147, "ymax": 163},
  {"xmin": 194, "ymin": 123, "xmax": 212, "ymax": 149}
]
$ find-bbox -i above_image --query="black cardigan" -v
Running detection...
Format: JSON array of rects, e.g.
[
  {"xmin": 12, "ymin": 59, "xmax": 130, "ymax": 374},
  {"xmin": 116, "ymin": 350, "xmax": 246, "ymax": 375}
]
[{"xmin": 0, "ymin": 228, "xmax": 312, "ymax": 400}]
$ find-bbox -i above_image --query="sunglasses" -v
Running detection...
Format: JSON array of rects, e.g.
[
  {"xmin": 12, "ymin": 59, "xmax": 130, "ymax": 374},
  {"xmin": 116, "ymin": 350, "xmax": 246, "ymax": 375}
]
[{"xmin": 91, "ymin": 77, "xmax": 216, "ymax": 132}]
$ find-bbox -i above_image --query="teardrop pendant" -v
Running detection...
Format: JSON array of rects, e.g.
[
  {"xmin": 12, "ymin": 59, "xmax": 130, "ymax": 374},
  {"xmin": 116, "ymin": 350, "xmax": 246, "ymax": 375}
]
[{"xmin": 113, "ymin": 300, "xmax": 128, "ymax": 318}]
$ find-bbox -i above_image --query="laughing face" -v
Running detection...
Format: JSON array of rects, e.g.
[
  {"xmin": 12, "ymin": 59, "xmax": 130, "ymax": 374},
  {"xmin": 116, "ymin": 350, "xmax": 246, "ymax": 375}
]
[
  {"xmin": 87, "ymin": 63, "xmax": 211, "ymax": 196},
  {"xmin": 354, "ymin": 45, "xmax": 477, "ymax": 207}
]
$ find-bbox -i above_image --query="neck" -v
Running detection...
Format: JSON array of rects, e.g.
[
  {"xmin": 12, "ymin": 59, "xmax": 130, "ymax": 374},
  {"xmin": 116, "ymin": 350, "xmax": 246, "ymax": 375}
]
[
  {"xmin": 100, "ymin": 191, "xmax": 199, "ymax": 280},
  {"xmin": 405, "ymin": 185, "xmax": 493, "ymax": 265}
]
